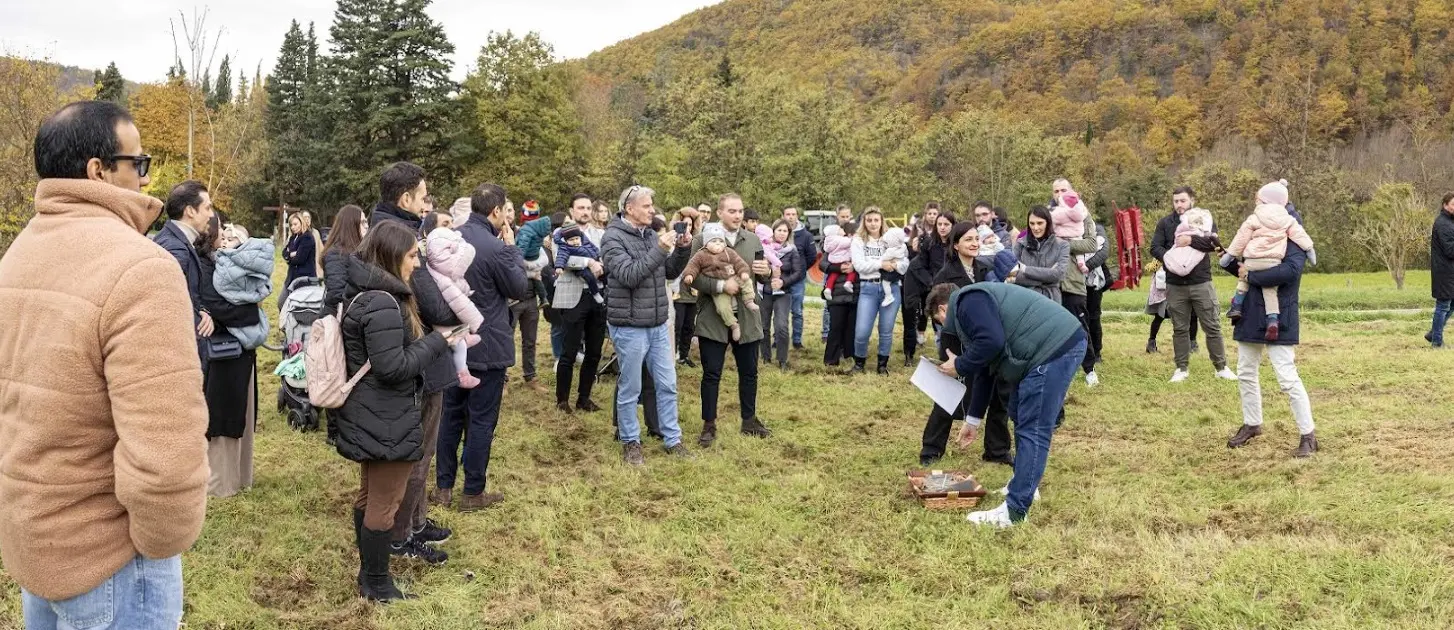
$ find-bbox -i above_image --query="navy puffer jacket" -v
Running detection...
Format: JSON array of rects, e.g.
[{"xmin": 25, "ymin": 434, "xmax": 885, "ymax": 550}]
[{"xmin": 334, "ymin": 259, "xmax": 449, "ymax": 463}]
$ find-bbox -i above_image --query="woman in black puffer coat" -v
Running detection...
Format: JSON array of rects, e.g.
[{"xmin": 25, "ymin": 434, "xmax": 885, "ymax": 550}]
[
  {"xmin": 336, "ymin": 221, "xmax": 454, "ymax": 603},
  {"xmin": 903, "ymin": 212, "xmax": 955, "ymax": 366}
]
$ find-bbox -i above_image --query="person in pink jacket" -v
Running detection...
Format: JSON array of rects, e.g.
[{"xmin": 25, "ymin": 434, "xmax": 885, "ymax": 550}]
[
  {"xmin": 425, "ymin": 227, "xmax": 485, "ymax": 388},
  {"xmin": 1224, "ymin": 180, "xmax": 1315, "ymax": 340}
]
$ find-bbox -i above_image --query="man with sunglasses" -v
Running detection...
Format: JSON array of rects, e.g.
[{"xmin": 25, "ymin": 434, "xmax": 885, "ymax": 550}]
[
  {"xmin": 0, "ymin": 101, "xmax": 209, "ymax": 629},
  {"xmin": 154, "ymin": 179, "xmax": 217, "ymax": 366}
]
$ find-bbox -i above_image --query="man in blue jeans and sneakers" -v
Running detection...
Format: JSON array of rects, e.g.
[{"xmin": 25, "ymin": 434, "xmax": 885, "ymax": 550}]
[
  {"xmin": 600, "ymin": 184, "xmax": 695, "ymax": 465},
  {"xmin": 927, "ymin": 281, "xmax": 1087, "ymax": 528}
]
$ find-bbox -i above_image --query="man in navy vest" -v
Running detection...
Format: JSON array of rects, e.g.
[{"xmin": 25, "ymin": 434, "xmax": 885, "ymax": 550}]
[{"xmin": 926, "ymin": 281, "xmax": 1086, "ymax": 528}]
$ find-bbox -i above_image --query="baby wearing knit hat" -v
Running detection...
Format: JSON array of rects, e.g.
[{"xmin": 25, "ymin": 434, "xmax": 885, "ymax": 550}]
[
  {"xmin": 1223, "ymin": 179, "xmax": 1316, "ymax": 341},
  {"xmin": 682, "ymin": 223, "xmax": 759, "ymax": 341}
]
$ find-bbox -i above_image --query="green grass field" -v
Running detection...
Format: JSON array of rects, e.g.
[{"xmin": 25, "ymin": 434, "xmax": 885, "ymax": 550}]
[{"xmin": 3, "ymin": 271, "xmax": 1452, "ymax": 629}]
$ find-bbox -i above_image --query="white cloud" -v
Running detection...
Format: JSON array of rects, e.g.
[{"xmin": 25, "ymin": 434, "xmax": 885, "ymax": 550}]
[{"xmin": 0, "ymin": 0, "xmax": 717, "ymax": 83}]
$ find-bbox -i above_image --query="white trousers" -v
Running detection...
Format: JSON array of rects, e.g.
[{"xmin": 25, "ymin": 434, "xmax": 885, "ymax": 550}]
[{"xmin": 1237, "ymin": 342, "xmax": 1315, "ymax": 434}]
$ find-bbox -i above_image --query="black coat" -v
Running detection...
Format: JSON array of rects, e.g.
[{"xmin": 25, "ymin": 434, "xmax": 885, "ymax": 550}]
[
  {"xmin": 335, "ymin": 260, "xmax": 449, "ymax": 463},
  {"xmin": 153, "ymin": 221, "xmax": 206, "ymax": 363},
  {"xmin": 905, "ymin": 237, "xmax": 949, "ymax": 304},
  {"xmin": 320, "ymin": 247, "xmax": 352, "ymax": 315},
  {"xmin": 1432, "ymin": 209, "xmax": 1454, "ymax": 301},
  {"xmin": 792, "ymin": 226, "xmax": 817, "ymax": 275},
  {"xmin": 457, "ymin": 214, "xmax": 528, "ymax": 370},
  {"xmin": 777, "ymin": 245, "xmax": 806, "ymax": 289},
  {"xmin": 282, "ymin": 232, "xmax": 318, "ymax": 288},
  {"xmin": 412, "ymin": 264, "xmax": 462, "ymax": 393},
  {"xmin": 198, "ymin": 255, "xmax": 260, "ymax": 439},
  {"xmin": 1221, "ymin": 242, "xmax": 1306, "ymax": 346}
]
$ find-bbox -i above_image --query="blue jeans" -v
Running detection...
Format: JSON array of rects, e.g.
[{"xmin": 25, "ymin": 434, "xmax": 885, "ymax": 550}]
[
  {"xmin": 1005, "ymin": 338, "xmax": 1087, "ymax": 517},
  {"xmin": 853, "ymin": 281, "xmax": 902, "ymax": 359},
  {"xmin": 551, "ymin": 324, "xmax": 564, "ymax": 360},
  {"xmin": 789, "ymin": 281, "xmax": 807, "ymax": 345},
  {"xmin": 1432, "ymin": 299, "xmax": 1451, "ymax": 346},
  {"xmin": 437, "ymin": 368, "xmax": 506, "ymax": 495},
  {"xmin": 24, "ymin": 555, "xmax": 183, "ymax": 630},
  {"xmin": 609, "ymin": 323, "xmax": 683, "ymax": 447}
]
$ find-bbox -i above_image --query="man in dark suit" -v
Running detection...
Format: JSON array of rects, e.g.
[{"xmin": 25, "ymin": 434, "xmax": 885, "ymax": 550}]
[{"xmin": 153, "ymin": 180, "xmax": 215, "ymax": 364}]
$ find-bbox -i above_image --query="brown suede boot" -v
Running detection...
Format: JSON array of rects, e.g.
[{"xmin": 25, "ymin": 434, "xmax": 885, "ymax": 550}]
[
  {"xmin": 458, "ymin": 492, "xmax": 505, "ymax": 512},
  {"xmin": 697, "ymin": 420, "xmax": 718, "ymax": 448},
  {"xmin": 428, "ymin": 487, "xmax": 452, "ymax": 508}
]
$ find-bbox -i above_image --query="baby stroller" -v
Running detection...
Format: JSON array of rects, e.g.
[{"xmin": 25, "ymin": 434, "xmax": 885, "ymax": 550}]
[{"xmin": 276, "ymin": 277, "xmax": 326, "ymax": 432}]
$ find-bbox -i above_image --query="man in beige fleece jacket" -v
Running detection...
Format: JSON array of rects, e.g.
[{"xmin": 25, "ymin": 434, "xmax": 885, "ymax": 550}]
[{"xmin": 0, "ymin": 101, "xmax": 209, "ymax": 629}]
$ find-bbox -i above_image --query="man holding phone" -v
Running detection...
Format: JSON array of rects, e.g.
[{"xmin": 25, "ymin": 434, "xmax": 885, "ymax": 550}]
[{"xmin": 689, "ymin": 193, "xmax": 774, "ymax": 446}]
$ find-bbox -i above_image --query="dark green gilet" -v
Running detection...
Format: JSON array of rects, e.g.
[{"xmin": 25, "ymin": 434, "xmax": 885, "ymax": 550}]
[{"xmin": 940, "ymin": 282, "xmax": 1083, "ymax": 382}]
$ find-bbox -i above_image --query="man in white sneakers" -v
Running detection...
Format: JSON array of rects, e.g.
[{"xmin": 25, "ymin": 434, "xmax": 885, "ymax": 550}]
[{"xmin": 1150, "ymin": 186, "xmax": 1236, "ymax": 383}]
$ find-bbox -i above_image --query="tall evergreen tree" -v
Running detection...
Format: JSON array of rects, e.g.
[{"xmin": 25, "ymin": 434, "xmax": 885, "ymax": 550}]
[
  {"xmin": 463, "ymin": 31, "xmax": 584, "ymax": 209},
  {"xmin": 93, "ymin": 62, "xmax": 126, "ymax": 103},
  {"xmin": 265, "ymin": 20, "xmax": 314, "ymax": 206},
  {"xmin": 329, "ymin": 0, "xmax": 466, "ymax": 201},
  {"xmin": 210, "ymin": 55, "xmax": 232, "ymax": 109}
]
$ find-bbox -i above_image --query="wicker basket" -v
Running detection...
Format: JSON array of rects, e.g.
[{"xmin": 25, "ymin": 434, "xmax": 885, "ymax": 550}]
[{"xmin": 906, "ymin": 469, "xmax": 986, "ymax": 510}]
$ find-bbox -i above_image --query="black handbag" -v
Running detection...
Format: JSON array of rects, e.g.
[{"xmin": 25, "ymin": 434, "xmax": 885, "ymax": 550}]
[{"xmin": 205, "ymin": 334, "xmax": 244, "ymax": 362}]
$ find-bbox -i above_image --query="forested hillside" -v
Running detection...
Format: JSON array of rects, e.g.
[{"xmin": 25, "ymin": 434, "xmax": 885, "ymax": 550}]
[{"xmin": 569, "ymin": 0, "xmax": 1454, "ymax": 273}]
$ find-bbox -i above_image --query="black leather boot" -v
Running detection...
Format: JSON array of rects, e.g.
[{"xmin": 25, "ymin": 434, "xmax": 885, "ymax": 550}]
[
  {"xmin": 851, "ymin": 356, "xmax": 866, "ymax": 374},
  {"xmin": 359, "ymin": 527, "xmax": 414, "ymax": 602},
  {"xmin": 876, "ymin": 354, "xmax": 890, "ymax": 375}
]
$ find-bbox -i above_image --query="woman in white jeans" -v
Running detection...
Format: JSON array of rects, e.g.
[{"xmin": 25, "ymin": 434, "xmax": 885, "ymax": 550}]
[{"xmin": 1222, "ymin": 234, "xmax": 1317, "ymax": 458}]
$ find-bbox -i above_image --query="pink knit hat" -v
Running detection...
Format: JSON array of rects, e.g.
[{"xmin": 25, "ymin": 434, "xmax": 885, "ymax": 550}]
[{"xmin": 1257, "ymin": 180, "xmax": 1289, "ymax": 206}]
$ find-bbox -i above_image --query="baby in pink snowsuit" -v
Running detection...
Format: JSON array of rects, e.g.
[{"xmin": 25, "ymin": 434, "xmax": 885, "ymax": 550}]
[{"xmin": 425, "ymin": 227, "xmax": 484, "ymax": 388}]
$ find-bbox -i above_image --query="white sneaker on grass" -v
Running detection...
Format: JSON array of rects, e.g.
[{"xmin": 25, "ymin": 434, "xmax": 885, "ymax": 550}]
[
  {"xmin": 998, "ymin": 482, "xmax": 1040, "ymax": 502},
  {"xmin": 1169, "ymin": 369, "xmax": 1189, "ymax": 383},
  {"xmin": 967, "ymin": 502, "xmax": 1015, "ymax": 528},
  {"xmin": 1214, "ymin": 367, "xmax": 1237, "ymax": 380},
  {"xmin": 1084, "ymin": 371, "xmax": 1099, "ymax": 387}
]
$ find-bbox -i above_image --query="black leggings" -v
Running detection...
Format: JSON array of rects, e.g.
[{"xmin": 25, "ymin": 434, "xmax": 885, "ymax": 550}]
[
  {"xmin": 902, "ymin": 297, "xmax": 924, "ymax": 359},
  {"xmin": 1060, "ymin": 293, "xmax": 1098, "ymax": 374},
  {"xmin": 1150, "ymin": 313, "xmax": 1198, "ymax": 344},
  {"xmin": 823, "ymin": 302, "xmax": 857, "ymax": 366},
  {"xmin": 674, "ymin": 301, "xmax": 696, "ymax": 360},
  {"xmin": 1085, "ymin": 286, "xmax": 1104, "ymax": 358}
]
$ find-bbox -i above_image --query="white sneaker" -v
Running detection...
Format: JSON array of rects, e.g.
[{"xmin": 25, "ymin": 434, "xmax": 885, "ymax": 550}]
[
  {"xmin": 1169, "ymin": 369, "xmax": 1189, "ymax": 383},
  {"xmin": 577, "ymin": 352, "xmax": 586, "ymax": 363},
  {"xmin": 998, "ymin": 483, "xmax": 1040, "ymax": 502},
  {"xmin": 966, "ymin": 502, "xmax": 1015, "ymax": 528},
  {"xmin": 1084, "ymin": 371, "xmax": 1099, "ymax": 387},
  {"xmin": 916, "ymin": 332, "xmax": 926, "ymax": 346},
  {"xmin": 1215, "ymin": 367, "xmax": 1237, "ymax": 381}
]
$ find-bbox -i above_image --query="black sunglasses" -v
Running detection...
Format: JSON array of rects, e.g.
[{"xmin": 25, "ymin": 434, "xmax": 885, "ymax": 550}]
[{"xmin": 110, "ymin": 154, "xmax": 152, "ymax": 178}]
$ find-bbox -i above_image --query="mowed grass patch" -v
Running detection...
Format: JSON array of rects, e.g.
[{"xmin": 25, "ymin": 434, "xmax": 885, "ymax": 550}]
[{"xmin": 3, "ymin": 286, "xmax": 1453, "ymax": 628}]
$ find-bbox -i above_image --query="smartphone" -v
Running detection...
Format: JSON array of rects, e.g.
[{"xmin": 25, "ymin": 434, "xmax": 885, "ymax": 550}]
[
  {"xmin": 674, "ymin": 222, "xmax": 687, "ymax": 235},
  {"xmin": 448, "ymin": 324, "xmax": 469, "ymax": 339},
  {"xmin": 754, "ymin": 251, "xmax": 765, "ymax": 261}
]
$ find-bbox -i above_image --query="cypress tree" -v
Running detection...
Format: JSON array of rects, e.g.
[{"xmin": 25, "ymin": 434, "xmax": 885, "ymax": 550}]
[
  {"xmin": 94, "ymin": 62, "xmax": 126, "ymax": 103},
  {"xmin": 211, "ymin": 55, "xmax": 233, "ymax": 109}
]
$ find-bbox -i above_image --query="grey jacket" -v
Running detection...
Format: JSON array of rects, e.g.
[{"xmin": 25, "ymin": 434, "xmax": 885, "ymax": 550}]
[
  {"xmin": 600, "ymin": 218, "xmax": 680, "ymax": 328},
  {"xmin": 1012, "ymin": 234, "xmax": 1070, "ymax": 304}
]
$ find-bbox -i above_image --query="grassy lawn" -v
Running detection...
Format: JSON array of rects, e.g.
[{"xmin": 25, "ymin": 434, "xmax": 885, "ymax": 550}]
[
  {"xmin": 1098, "ymin": 270, "xmax": 1436, "ymax": 313},
  {"xmin": 3, "ymin": 274, "xmax": 1453, "ymax": 629}
]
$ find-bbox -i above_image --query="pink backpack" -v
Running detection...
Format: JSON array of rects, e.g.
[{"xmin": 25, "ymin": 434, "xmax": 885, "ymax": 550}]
[{"xmin": 305, "ymin": 291, "xmax": 397, "ymax": 409}]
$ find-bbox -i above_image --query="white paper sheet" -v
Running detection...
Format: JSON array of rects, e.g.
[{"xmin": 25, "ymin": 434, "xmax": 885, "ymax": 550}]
[{"xmin": 911, "ymin": 356, "xmax": 966, "ymax": 414}]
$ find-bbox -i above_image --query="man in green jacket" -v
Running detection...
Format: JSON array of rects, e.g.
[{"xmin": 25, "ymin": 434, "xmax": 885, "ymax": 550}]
[
  {"xmin": 927, "ymin": 281, "xmax": 1087, "ymax": 528},
  {"xmin": 690, "ymin": 193, "xmax": 774, "ymax": 446}
]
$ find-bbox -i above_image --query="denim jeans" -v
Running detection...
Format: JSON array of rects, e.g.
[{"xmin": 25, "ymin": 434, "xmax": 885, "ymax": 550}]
[
  {"xmin": 550, "ymin": 324, "xmax": 564, "ymax": 361},
  {"xmin": 789, "ymin": 280, "xmax": 807, "ymax": 346},
  {"xmin": 853, "ymin": 281, "xmax": 902, "ymax": 359},
  {"xmin": 24, "ymin": 555, "xmax": 183, "ymax": 630},
  {"xmin": 1005, "ymin": 338, "xmax": 1086, "ymax": 517},
  {"xmin": 1432, "ymin": 299, "xmax": 1452, "ymax": 346},
  {"xmin": 609, "ymin": 323, "xmax": 683, "ymax": 447}
]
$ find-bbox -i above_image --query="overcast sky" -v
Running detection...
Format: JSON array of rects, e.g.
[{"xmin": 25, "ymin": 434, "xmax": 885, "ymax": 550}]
[{"xmin": 1, "ymin": 0, "xmax": 719, "ymax": 83}]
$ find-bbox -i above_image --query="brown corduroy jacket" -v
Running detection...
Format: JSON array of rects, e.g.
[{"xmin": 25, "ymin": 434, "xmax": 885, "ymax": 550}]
[{"xmin": 0, "ymin": 179, "xmax": 210, "ymax": 600}]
